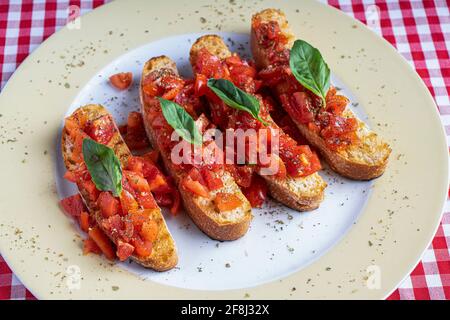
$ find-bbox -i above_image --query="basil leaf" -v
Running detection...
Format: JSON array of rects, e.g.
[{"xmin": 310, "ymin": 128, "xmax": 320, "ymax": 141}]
[
  {"xmin": 82, "ymin": 139, "xmax": 123, "ymax": 197},
  {"xmin": 207, "ymin": 78, "xmax": 268, "ymax": 126},
  {"xmin": 158, "ymin": 97, "xmax": 202, "ymax": 146},
  {"xmin": 289, "ymin": 39, "xmax": 330, "ymax": 106}
]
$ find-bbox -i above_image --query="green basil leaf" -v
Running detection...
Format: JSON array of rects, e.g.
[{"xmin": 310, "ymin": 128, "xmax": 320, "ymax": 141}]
[
  {"xmin": 289, "ymin": 39, "xmax": 330, "ymax": 105},
  {"xmin": 158, "ymin": 97, "xmax": 202, "ymax": 146},
  {"xmin": 82, "ymin": 139, "xmax": 123, "ymax": 197},
  {"xmin": 207, "ymin": 78, "xmax": 268, "ymax": 126}
]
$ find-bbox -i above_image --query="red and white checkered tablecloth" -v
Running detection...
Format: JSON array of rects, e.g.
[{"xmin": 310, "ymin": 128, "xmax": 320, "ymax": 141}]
[{"xmin": 0, "ymin": 0, "xmax": 449, "ymax": 300}]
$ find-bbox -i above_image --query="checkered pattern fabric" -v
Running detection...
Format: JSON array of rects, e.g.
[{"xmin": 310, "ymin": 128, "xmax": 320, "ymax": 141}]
[{"xmin": 0, "ymin": 0, "xmax": 448, "ymax": 300}]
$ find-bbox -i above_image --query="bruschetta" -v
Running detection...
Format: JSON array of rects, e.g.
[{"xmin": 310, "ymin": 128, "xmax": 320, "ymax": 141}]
[
  {"xmin": 139, "ymin": 56, "xmax": 252, "ymax": 241},
  {"xmin": 61, "ymin": 104, "xmax": 178, "ymax": 271},
  {"xmin": 251, "ymin": 9, "xmax": 391, "ymax": 180},
  {"xmin": 189, "ymin": 35, "xmax": 326, "ymax": 211}
]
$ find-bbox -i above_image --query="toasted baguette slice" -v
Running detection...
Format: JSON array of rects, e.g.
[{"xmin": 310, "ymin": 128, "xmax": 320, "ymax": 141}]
[
  {"xmin": 62, "ymin": 105, "xmax": 177, "ymax": 271},
  {"xmin": 190, "ymin": 35, "xmax": 326, "ymax": 211},
  {"xmin": 140, "ymin": 56, "xmax": 252, "ymax": 240},
  {"xmin": 251, "ymin": 9, "xmax": 391, "ymax": 180}
]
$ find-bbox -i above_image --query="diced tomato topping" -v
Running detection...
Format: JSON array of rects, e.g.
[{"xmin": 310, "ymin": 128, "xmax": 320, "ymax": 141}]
[
  {"xmin": 200, "ymin": 168, "xmax": 223, "ymax": 191},
  {"xmin": 88, "ymin": 226, "xmax": 116, "ymax": 260},
  {"xmin": 259, "ymin": 153, "xmax": 287, "ymax": 179},
  {"xmin": 118, "ymin": 218, "xmax": 134, "ymax": 243},
  {"xmin": 124, "ymin": 170, "xmax": 150, "ymax": 193},
  {"xmin": 147, "ymin": 174, "xmax": 168, "ymax": 192},
  {"xmin": 182, "ymin": 177, "xmax": 209, "ymax": 198},
  {"xmin": 227, "ymin": 165, "xmax": 254, "ymax": 188},
  {"xmin": 71, "ymin": 132, "xmax": 87, "ymax": 163},
  {"xmin": 289, "ymin": 92, "xmax": 315, "ymax": 124},
  {"xmin": 258, "ymin": 65, "xmax": 287, "ymax": 87},
  {"xmin": 79, "ymin": 179, "xmax": 100, "ymax": 202},
  {"xmin": 153, "ymin": 192, "xmax": 172, "ymax": 207},
  {"xmin": 83, "ymin": 238, "xmax": 102, "ymax": 255},
  {"xmin": 65, "ymin": 118, "xmax": 80, "ymax": 140},
  {"xmin": 109, "ymin": 72, "xmax": 133, "ymax": 91},
  {"xmin": 85, "ymin": 115, "xmax": 115, "ymax": 145},
  {"xmin": 135, "ymin": 192, "xmax": 158, "ymax": 209},
  {"xmin": 97, "ymin": 192, "xmax": 120, "ymax": 218},
  {"xmin": 242, "ymin": 175, "xmax": 268, "ymax": 208},
  {"xmin": 116, "ymin": 240, "xmax": 134, "ymax": 261},
  {"xmin": 60, "ymin": 194, "xmax": 86, "ymax": 219},
  {"xmin": 120, "ymin": 189, "xmax": 139, "ymax": 214},
  {"xmin": 194, "ymin": 73, "xmax": 208, "ymax": 97},
  {"xmin": 214, "ymin": 193, "xmax": 242, "ymax": 212},
  {"xmin": 79, "ymin": 211, "xmax": 90, "ymax": 232},
  {"xmin": 123, "ymin": 112, "xmax": 150, "ymax": 151},
  {"xmin": 101, "ymin": 215, "xmax": 123, "ymax": 237},
  {"xmin": 127, "ymin": 156, "xmax": 144, "ymax": 174},
  {"xmin": 132, "ymin": 236, "xmax": 153, "ymax": 257},
  {"xmin": 140, "ymin": 220, "xmax": 158, "ymax": 243},
  {"xmin": 63, "ymin": 170, "xmax": 78, "ymax": 183},
  {"xmin": 128, "ymin": 209, "xmax": 150, "ymax": 229}
]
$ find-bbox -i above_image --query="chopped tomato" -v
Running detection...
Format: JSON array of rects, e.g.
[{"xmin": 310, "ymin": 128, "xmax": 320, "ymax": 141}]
[
  {"xmin": 132, "ymin": 236, "xmax": 153, "ymax": 257},
  {"xmin": 135, "ymin": 192, "xmax": 158, "ymax": 209},
  {"xmin": 259, "ymin": 153, "xmax": 287, "ymax": 179},
  {"xmin": 118, "ymin": 218, "xmax": 134, "ymax": 243},
  {"xmin": 153, "ymin": 192, "xmax": 172, "ymax": 207},
  {"xmin": 126, "ymin": 156, "xmax": 144, "ymax": 174},
  {"xmin": 109, "ymin": 72, "xmax": 133, "ymax": 90},
  {"xmin": 194, "ymin": 73, "xmax": 208, "ymax": 97},
  {"xmin": 258, "ymin": 65, "xmax": 287, "ymax": 87},
  {"xmin": 120, "ymin": 190, "xmax": 139, "ymax": 214},
  {"xmin": 116, "ymin": 240, "xmax": 134, "ymax": 261},
  {"xmin": 97, "ymin": 192, "xmax": 120, "ymax": 218},
  {"xmin": 79, "ymin": 211, "xmax": 90, "ymax": 232},
  {"xmin": 140, "ymin": 220, "xmax": 158, "ymax": 243},
  {"xmin": 182, "ymin": 177, "xmax": 209, "ymax": 198},
  {"xmin": 242, "ymin": 175, "xmax": 268, "ymax": 208},
  {"xmin": 227, "ymin": 165, "xmax": 253, "ymax": 188},
  {"xmin": 142, "ymin": 81, "xmax": 159, "ymax": 97},
  {"xmin": 214, "ymin": 193, "xmax": 242, "ymax": 212},
  {"xmin": 147, "ymin": 174, "xmax": 167, "ymax": 192},
  {"xmin": 101, "ymin": 213, "xmax": 123, "ymax": 237},
  {"xmin": 141, "ymin": 159, "xmax": 161, "ymax": 181},
  {"xmin": 123, "ymin": 112, "xmax": 150, "ymax": 151},
  {"xmin": 88, "ymin": 226, "xmax": 116, "ymax": 260},
  {"xmin": 65, "ymin": 118, "xmax": 80, "ymax": 140},
  {"xmin": 200, "ymin": 168, "xmax": 223, "ymax": 191},
  {"xmin": 128, "ymin": 209, "xmax": 150, "ymax": 228},
  {"xmin": 63, "ymin": 170, "xmax": 78, "ymax": 183},
  {"xmin": 79, "ymin": 179, "xmax": 100, "ymax": 202},
  {"xmin": 124, "ymin": 170, "xmax": 150, "ymax": 193},
  {"xmin": 71, "ymin": 132, "xmax": 87, "ymax": 163},
  {"xmin": 85, "ymin": 115, "xmax": 115, "ymax": 145},
  {"xmin": 83, "ymin": 238, "xmax": 102, "ymax": 255},
  {"xmin": 60, "ymin": 194, "xmax": 85, "ymax": 219},
  {"xmin": 291, "ymin": 92, "xmax": 314, "ymax": 124}
]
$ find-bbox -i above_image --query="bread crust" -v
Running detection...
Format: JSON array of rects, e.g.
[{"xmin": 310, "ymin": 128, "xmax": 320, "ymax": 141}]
[
  {"xmin": 62, "ymin": 104, "xmax": 178, "ymax": 271},
  {"xmin": 190, "ymin": 35, "xmax": 326, "ymax": 211},
  {"xmin": 251, "ymin": 9, "xmax": 391, "ymax": 180},
  {"xmin": 140, "ymin": 56, "xmax": 252, "ymax": 241}
]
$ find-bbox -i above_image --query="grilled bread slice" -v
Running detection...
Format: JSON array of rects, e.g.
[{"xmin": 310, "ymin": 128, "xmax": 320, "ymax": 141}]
[
  {"xmin": 251, "ymin": 9, "xmax": 391, "ymax": 180},
  {"xmin": 190, "ymin": 35, "xmax": 326, "ymax": 211},
  {"xmin": 140, "ymin": 56, "xmax": 252, "ymax": 241},
  {"xmin": 62, "ymin": 105, "xmax": 178, "ymax": 271}
]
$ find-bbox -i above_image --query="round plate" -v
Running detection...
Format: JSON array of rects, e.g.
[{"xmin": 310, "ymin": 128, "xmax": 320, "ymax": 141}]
[{"xmin": 0, "ymin": 0, "xmax": 447, "ymax": 299}]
